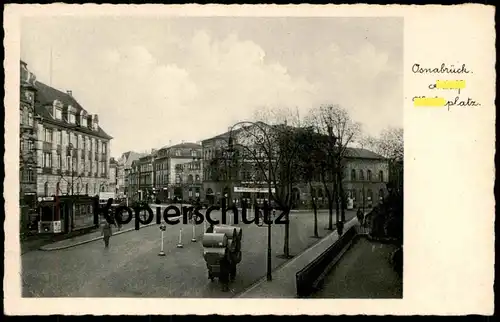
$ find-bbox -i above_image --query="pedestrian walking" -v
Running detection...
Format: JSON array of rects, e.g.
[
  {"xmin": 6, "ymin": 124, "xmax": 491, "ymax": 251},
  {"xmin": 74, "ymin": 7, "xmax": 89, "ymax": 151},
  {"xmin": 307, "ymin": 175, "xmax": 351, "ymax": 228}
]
[
  {"xmin": 102, "ymin": 222, "xmax": 113, "ymax": 248},
  {"xmin": 356, "ymin": 208, "xmax": 364, "ymax": 231}
]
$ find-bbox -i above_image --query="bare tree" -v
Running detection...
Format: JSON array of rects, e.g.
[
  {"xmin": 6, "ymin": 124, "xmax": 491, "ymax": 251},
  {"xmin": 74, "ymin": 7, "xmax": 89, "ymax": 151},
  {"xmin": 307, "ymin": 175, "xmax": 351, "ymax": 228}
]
[
  {"xmin": 227, "ymin": 107, "xmax": 305, "ymax": 258},
  {"xmin": 359, "ymin": 127, "xmax": 403, "ymax": 191},
  {"xmin": 306, "ymin": 104, "xmax": 362, "ymax": 231}
]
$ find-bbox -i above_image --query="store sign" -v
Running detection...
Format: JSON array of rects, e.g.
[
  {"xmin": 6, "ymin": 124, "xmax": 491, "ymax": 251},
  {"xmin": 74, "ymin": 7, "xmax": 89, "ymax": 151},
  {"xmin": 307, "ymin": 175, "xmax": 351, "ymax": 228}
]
[
  {"xmin": 38, "ymin": 196, "xmax": 54, "ymax": 202},
  {"xmin": 233, "ymin": 187, "xmax": 275, "ymax": 193}
]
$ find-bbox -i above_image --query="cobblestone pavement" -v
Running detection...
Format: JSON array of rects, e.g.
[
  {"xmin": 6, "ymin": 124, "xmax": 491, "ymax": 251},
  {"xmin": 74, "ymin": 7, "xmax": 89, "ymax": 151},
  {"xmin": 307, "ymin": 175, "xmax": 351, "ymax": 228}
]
[{"xmin": 22, "ymin": 208, "xmax": 356, "ymax": 297}]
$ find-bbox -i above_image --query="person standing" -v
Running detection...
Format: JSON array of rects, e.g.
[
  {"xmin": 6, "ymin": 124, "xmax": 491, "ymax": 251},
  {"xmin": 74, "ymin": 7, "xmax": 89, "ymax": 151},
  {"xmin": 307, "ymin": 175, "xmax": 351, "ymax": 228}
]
[
  {"xmin": 101, "ymin": 222, "xmax": 113, "ymax": 248},
  {"xmin": 357, "ymin": 208, "xmax": 364, "ymax": 231}
]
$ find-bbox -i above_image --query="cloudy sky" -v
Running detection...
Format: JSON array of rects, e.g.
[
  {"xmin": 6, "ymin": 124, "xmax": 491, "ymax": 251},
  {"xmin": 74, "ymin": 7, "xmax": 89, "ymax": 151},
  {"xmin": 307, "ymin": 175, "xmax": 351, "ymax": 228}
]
[{"xmin": 21, "ymin": 16, "xmax": 403, "ymax": 158}]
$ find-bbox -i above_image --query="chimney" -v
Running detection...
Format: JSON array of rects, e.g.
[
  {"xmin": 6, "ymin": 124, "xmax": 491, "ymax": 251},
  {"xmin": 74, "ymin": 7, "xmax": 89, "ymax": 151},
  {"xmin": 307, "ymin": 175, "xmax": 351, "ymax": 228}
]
[{"xmin": 67, "ymin": 90, "xmax": 72, "ymax": 97}]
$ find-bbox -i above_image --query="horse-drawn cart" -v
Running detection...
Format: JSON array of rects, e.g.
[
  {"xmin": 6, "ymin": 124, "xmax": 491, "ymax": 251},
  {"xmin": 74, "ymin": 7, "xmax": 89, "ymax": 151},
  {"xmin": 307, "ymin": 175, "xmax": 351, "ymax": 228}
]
[{"xmin": 202, "ymin": 225, "xmax": 243, "ymax": 283}]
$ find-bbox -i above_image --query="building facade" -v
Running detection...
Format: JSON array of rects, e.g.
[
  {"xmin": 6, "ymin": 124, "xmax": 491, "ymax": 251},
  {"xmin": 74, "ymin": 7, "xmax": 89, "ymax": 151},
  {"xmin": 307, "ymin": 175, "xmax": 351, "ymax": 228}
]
[
  {"xmin": 128, "ymin": 143, "xmax": 203, "ymax": 202},
  {"xmin": 20, "ymin": 61, "xmax": 38, "ymax": 212},
  {"xmin": 202, "ymin": 124, "xmax": 390, "ymax": 209},
  {"xmin": 116, "ymin": 151, "xmax": 146, "ymax": 199},
  {"xmin": 108, "ymin": 157, "xmax": 118, "ymax": 194},
  {"xmin": 32, "ymin": 71, "xmax": 113, "ymax": 199}
]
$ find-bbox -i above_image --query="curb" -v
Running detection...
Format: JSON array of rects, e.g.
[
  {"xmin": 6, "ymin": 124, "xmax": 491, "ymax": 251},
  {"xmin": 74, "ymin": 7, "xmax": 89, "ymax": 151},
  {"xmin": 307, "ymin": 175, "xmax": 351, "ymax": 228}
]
[
  {"xmin": 38, "ymin": 217, "xmax": 184, "ymax": 251},
  {"xmin": 235, "ymin": 216, "xmax": 360, "ymax": 298}
]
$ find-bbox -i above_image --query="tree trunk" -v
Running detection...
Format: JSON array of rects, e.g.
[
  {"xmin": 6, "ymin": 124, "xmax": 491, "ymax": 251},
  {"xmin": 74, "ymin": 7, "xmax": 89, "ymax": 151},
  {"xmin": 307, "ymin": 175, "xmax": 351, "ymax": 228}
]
[
  {"xmin": 339, "ymin": 174, "xmax": 346, "ymax": 222},
  {"xmin": 283, "ymin": 209, "xmax": 290, "ymax": 257},
  {"xmin": 313, "ymin": 198, "xmax": 318, "ymax": 237},
  {"xmin": 327, "ymin": 199, "xmax": 334, "ymax": 230}
]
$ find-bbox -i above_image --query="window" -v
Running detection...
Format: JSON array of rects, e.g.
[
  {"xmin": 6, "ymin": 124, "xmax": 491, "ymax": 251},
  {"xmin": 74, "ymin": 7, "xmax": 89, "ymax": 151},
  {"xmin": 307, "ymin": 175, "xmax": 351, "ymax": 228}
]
[
  {"xmin": 191, "ymin": 150, "xmax": 197, "ymax": 157},
  {"xmin": 44, "ymin": 182, "xmax": 49, "ymax": 196},
  {"xmin": 93, "ymin": 183, "xmax": 97, "ymax": 195},
  {"xmin": 102, "ymin": 142, "xmax": 106, "ymax": 152},
  {"xmin": 175, "ymin": 150, "xmax": 181, "ymax": 156},
  {"xmin": 367, "ymin": 170, "xmax": 372, "ymax": 181},
  {"xmin": 20, "ymin": 110, "xmax": 24, "ymax": 125},
  {"xmin": 27, "ymin": 112, "xmax": 33, "ymax": 126},
  {"xmin": 43, "ymin": 152, "xmax": 52, "ymax": 168},
  {"xmin": 68, "ymin": 113, "xmax": 75, "ymax": 124},
  {"xmin": 195, "ymin": 174, "xmax": 200, "ymax": 182},
  {"xmin": 56, "ymin": 182, "xmax": 60, "ymax": 195},
  {"xmin": 55, "ymin": 108, "xmax": 62, "ymax": 120},
  {"xmin": 367, "ymin": 189, "xmax": 373, "ymax": 201},
  {"xmin": 74, "ymin": 134, "xmax": 78, "ymax": 148},
  {"xmin": 67, "ymin": 184, "xmax": 71, "ymax": 194},
  {"xmin": 76, "ymin": 183, "xmax": 80, "ymax": 195},
  {"xmin": 82, "ymin": 116, "xmax": 87, "ymax": 127},
  {"xmin": 379, "ymin": 189, "xmax": 384, "ymax": 201},
  {"xmin": 379, "ymin": 170, "xmax": 384, "ymax": 182},
  {"xmin": 351, "ymin": 169, "xmax": 356, "ymax": 181},
  {"xmin": 57, "ymin": 154, "xmax": 62, "ymax": 169},
  {"xmin": 27, "ymin": 169, "xmax": 34, "ymax": 183},
  {"xmin": 188, "ymin": 174, "xmax": 193, "ymax": 183},
  {"xmin": 44, "ymin": 128, "xmax": 53, "ymax": 142},
  {"xmin": 359, "ymin": 170, "xmax": 364, "ymax": 180}
]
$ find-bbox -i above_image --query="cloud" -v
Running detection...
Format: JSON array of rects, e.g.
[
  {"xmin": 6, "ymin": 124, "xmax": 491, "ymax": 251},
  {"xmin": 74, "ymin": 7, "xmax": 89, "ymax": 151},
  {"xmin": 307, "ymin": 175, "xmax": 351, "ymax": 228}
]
[
  {"xmin": 21, "ymin": 22, "xmax": 401, "ymax": 157},
  {"xmin": 82, "ymin": 31, "xmax": 319, "ymax": 156}
]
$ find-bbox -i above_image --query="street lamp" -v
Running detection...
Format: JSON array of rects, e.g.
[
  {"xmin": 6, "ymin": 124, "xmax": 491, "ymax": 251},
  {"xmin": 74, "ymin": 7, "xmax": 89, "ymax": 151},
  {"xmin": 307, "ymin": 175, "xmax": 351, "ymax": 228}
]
[{"xmin": 226, "ymin": 121, "xmax": 273, "ymax": 282}]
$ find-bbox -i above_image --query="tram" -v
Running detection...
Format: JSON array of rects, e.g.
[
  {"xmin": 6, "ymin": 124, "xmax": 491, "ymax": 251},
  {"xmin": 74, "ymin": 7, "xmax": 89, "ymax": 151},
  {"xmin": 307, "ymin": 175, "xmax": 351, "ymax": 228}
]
[{"xmin": 37, "ymin": 195, "xmax": 98, "ymax": 234}]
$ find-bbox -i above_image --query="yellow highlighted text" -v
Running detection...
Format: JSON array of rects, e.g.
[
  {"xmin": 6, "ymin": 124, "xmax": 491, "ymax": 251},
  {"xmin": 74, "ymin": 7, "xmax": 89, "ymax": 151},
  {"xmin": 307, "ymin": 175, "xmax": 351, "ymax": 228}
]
[
  {"xmin": 413, "ymin": 97, "xmax": 446, "ymax": 107},
  {"xmin": 436, "ymin": 80, "xmax": 466, "ymax": 89}
]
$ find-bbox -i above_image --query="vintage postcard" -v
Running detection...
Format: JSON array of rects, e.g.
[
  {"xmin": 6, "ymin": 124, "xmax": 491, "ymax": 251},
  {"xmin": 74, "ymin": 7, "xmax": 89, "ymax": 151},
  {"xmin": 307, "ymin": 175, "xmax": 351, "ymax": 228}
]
[{"xmin": 4, "ymin": 3, "xmax": 495, "ymax": 316}]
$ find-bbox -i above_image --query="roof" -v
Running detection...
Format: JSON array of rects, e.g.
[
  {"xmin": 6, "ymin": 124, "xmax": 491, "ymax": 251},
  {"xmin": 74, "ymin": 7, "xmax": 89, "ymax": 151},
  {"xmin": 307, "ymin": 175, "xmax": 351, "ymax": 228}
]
[
  {"xmin": 167, "ymin": 142, "xmax": 202, "ymax": 150},
  {"xmin": 33, "ymin": 81, "xmax": 113, "ymax": 140},
  {"xmin": 344, "ymin": 148, "xmax": 385, "ymax": 160},
  {"xmin": 202, "ymin": 121, "xmax": 269, "ymax": 143}
]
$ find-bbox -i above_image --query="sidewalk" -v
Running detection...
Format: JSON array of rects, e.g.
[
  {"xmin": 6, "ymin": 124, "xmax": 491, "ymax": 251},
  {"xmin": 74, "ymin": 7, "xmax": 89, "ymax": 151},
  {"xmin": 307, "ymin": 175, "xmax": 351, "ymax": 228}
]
[
  {"xmin": 38, "ymin": 219, "xmax": 158, "ymax": 251},
  {"xmin": 236, "ymin": 216, "xmax": 359, "ymax": 298}
]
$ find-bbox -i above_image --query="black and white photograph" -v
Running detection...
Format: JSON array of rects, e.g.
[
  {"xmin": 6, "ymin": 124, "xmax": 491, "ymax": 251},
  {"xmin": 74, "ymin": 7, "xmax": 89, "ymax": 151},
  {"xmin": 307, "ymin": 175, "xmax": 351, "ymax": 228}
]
[{"xmin": 17, "ymin": 14, "xmax": 405, "ymax": 299}]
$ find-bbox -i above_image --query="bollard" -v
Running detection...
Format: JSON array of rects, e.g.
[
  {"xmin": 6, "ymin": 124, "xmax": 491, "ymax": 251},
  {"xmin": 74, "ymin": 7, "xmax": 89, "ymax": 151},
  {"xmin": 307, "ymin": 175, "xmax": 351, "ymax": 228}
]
[
  {"xmin": 191, "ymin": 223, "xmax": 197, "ymax": 242},
  {"xmin": 177, "ymin": 228, "xmax": 183, "ymax": 248},
  {"xmin": 158, "ymin": 225, "xmax": 166, "ymax": 256}
]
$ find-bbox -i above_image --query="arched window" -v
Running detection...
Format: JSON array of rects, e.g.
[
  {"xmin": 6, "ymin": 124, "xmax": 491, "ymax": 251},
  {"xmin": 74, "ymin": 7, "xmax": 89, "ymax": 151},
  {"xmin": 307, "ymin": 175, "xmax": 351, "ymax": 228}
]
[
  {"xmin": 195, "ymin": 174, "xmax": 200, "ymax": 182},
  {"xmin": 188, "ymin": 174, "xmax": 194, "ymax": 183},
  {"xmin": 359, "ymin": 170, "xmax": 364, "ymax": 180},
  {"xmin": 379, "ymin": 170, "xmax": 384, "ymax": 182},
  {"xmin": 76, "ymin": 182, "xmax": 80, "ymax": 195},
  {"xmin": 351, "ymin": 169, "xmax": 356, "ymax": 181},
  {"xmin": 100, "ymin": 185, "xmax": 105, "ymax": 192},
  {"xmin": 44, "ymin": 182, "xmax": 49, "ymax": 196},
  {"xmin": 367, "ymin": 170, "xmax": 372, "ymax": 181},
  {"xmin": 367, "ymin": 189, "xmax": 373, "ymax": 201}
]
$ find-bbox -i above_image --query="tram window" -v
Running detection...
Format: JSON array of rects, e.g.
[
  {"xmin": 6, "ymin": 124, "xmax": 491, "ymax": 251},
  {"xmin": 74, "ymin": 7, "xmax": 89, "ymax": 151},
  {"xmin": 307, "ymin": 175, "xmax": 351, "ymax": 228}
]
[{"xmin": 40, "ymin": 206, "xmax": 53, "ymax": 221}]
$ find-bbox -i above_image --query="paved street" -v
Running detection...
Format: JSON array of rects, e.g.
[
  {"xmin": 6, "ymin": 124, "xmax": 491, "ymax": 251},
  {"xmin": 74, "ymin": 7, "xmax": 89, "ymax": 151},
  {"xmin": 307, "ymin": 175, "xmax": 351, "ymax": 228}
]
[
  {"xmin": 311, "ymin": 237, "xmax": 402, "ymax": 298},
  {"xmin": 22, "ymin": 208, "xmax": 356, "ymax": 297}
]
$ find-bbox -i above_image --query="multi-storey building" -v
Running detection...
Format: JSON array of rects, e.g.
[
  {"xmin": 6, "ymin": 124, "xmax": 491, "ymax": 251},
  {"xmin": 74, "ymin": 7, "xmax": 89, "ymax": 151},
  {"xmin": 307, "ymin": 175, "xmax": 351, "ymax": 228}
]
[
  {"xmin": 108, "ymin": 157, "xmax": 118, "ymax": 194},
  {"xmin": 116, "ymin": 151, "xmax": 146, "ymax": 199},
  {"xmin": 31, "ymin": 68, "xmax": 113, "ymax": 198},
  {"xmin": 20, "ymin": 61, "xmax": 38, "ymax": 212},
  {"xmin": 202, "ymin": 124, "xmax": 390, "ymax": 209},
  {"xmin": 128, "ymin": 143, "xmax": 203, "ymax": 202}
]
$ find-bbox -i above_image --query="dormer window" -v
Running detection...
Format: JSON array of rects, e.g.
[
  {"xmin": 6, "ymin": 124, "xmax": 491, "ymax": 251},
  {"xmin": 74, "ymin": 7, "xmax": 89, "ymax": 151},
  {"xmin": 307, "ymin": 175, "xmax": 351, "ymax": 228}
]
[
  {"xmin": 68, "ymin": 113, "xmax": 75, "ymax": 124},
  {"xmin": 81, "ymin": 112, "xmax": 88, "ymax": 127},
  {"xmin": 55, "ymin": 107, "xmax": 62, "ymax": 120},
  {"xmin": 87, "ymin": 115, "xmax": 92, "ymax": 129}
]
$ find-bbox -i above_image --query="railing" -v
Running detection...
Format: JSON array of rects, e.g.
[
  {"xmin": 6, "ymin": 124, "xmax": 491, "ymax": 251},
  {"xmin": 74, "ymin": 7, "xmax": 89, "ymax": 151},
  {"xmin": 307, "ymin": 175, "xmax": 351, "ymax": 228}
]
[{"xmin": 296, "ymin": 225, "xmax": 358, "ymax": 297}]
